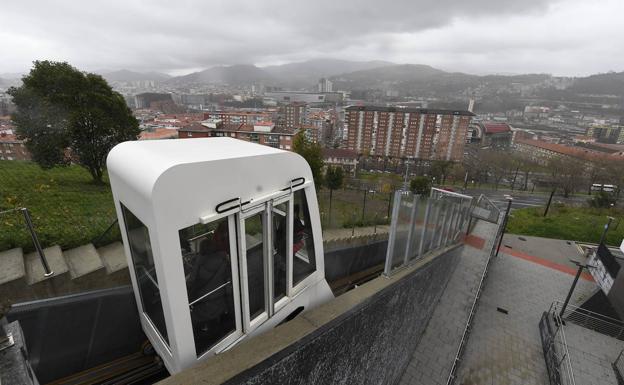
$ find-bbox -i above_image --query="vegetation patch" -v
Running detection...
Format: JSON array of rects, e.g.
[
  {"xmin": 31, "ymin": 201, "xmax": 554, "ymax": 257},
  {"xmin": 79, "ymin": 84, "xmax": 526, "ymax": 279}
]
[
  {"xmin": 0, "ymin": 160, "xmax": 119, "ymax": 252},
  {"xmin": 507, "ymin": 205, "xmax": 624, "ymax": 246}
]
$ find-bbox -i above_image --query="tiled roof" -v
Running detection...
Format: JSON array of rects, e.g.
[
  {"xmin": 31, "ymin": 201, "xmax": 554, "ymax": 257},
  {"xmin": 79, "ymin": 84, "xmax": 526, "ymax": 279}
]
[
  {"xmin": 481, "ymin": 122, "xmax": 511, "ymax": 134},
  {"xmin": 515, "ymin": 138, "xmax": 613, "ymax": 161},
  {"xmin": 323, "ymin": 148, "xmax": 358, "ymax": 159}
]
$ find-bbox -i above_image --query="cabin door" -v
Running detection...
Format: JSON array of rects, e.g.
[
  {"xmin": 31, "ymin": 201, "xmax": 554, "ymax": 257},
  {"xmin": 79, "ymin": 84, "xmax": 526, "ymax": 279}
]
[{"xmin": 237, "ymin": 196, "xmax": 291, "ymax": 333}]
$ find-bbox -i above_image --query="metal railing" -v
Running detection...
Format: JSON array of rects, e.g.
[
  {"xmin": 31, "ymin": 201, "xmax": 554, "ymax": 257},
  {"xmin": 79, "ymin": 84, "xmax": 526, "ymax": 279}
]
[
  {"xmin": 542, "ymin": 303, "xmax": 577, "ymax": 385},
  {"xmin": 471, "ymin": 194, "xmax": 501, "ymax": 224},
  {"xmin": 0, "ymin": 207, "xmax": 53, "ymax": 277},
  {"xmin": 383, "ymin": 188, "xmax": 473, "ymax": 276},
  {"xmin": 446, "ymin": 211, "xmax": 504, "ymax": 385},
  {"xmin": 613, "ymin": 349, "xmax": 624, "ymax": 384},
  {"xmin": 553, "ymin": 300, "xmax": 624, "ymax": 340}
]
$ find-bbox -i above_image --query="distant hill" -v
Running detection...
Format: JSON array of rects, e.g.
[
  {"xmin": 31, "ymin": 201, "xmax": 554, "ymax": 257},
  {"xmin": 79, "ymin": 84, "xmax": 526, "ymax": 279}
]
[
  {"xmin": 333, "ymin": 64, "xmax": 449, "ymax": 83},
  {"xmin": 167, "ymin": 64, "xmax": 273, "ymax": 86},
  {"xmin": 568, "ymin": 71, "xmax": 624, "ymax": 96},
  {"xmin": 100, "ymin": 69, "xmax": 171, "ymax": 83},
  {"xmin": 262, "ymin": 59, "xmax": 395, "ymax": 87}
]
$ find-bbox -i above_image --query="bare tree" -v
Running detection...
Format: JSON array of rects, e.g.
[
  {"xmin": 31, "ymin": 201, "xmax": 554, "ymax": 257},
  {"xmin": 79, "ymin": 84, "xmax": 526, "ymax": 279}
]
[{"xmin": 548, "ymin": 156, "xmax": 583, "ymax": 198}]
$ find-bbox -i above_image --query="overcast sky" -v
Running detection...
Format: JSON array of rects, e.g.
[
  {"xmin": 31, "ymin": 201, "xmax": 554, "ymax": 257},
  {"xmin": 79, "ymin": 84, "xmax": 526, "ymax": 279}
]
[{"xmin": 1, "ymin": 0, "xmax": 623, "ymax": 77}]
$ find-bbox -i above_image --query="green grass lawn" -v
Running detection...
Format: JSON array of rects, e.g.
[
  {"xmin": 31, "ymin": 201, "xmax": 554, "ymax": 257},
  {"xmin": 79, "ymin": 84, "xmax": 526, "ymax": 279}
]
[
  {"xmin": 0, "ymin": 160, "xmax": 118, "ymax": 252},
  {"xmin": 507, "ymin": 205, "xmax": 624, "ymax": 246},
  {"xmin": 0, "ymin": 160, "xmax": 394, "ymax": 252}
]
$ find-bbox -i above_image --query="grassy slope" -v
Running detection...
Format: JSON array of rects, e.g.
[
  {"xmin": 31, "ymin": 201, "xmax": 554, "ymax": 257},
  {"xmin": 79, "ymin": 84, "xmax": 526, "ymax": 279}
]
[
  {"xmin": 0, "ymin": 160, "xmax": 118, "ymax": 252},
  {"xmin": 507, "ymin": 205, "xmax": 624, "ymax": 246}
]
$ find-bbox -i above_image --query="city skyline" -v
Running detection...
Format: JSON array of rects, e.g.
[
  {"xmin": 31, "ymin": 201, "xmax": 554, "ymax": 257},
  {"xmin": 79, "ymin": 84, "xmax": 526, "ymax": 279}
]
[{"xmin": 1, "ymin": 0, "xmax": 623, "ymax": 77}]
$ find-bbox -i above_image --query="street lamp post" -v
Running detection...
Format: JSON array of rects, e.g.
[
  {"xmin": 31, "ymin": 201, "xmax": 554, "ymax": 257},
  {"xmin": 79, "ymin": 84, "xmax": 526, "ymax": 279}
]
[
  {"xmin": 599, "ymin": 216, "xmax": 615, "ymax": 246},
  {"xmin": 560, "ymin": 256, "xmax": 595, "ymax": 318},
  {"xmin": 495, "ymin": 196, "xmax": 513, "ymax": 258}
]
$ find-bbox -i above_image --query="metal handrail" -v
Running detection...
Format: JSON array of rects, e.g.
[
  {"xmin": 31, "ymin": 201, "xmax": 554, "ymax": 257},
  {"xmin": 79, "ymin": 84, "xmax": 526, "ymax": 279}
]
[
  {"xmin": 544, "ymin": 304, "xmax": 577, "ymax": 385},
  {"xmin": 0, "ymin": 207, "xmax": 53, "ymax": 277},
  {"xmin": 552, "ymin": 300, "xmax": 624, "ymax": 339},
  {"xmin": 446, "ymin": 211, "xmax": 504, "ymax": 385}
]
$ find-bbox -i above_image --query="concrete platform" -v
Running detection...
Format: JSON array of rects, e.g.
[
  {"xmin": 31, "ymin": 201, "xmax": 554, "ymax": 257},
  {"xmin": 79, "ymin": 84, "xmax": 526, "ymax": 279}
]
[
  {"xmin": 24, "ymin": 245, "xmax": 69, "ymax": 285},
  {"xmin": 0, "ymin": 248, "xmax": 24, "ymax": 285},
  {"xmin": 63, "ymin": 244, "xmax": 104, "ymax": 279},
  {"xmin": 502, "ymin": 234, "xmax": 586, "ymax": 270},
  {"xmin": 97, "ymin": 242, "xmax": 127, "ymax": 273}
]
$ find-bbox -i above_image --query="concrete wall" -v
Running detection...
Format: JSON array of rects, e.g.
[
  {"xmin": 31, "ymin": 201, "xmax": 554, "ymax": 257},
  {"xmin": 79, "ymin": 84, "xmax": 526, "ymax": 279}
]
[{"xmin": 159, "ymin": 245, "xmax": 461, "ymax": 385}]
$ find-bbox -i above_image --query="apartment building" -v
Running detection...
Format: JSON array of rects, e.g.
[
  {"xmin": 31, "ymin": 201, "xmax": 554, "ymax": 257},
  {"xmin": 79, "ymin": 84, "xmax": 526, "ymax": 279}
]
[
  {"xmin": 0, "ymin": 133, "xmax": 31, "ymax": 161},
  {"xmin": 178, "ymin": 121, "xmax": 296, "ymax": 151},
  {"xmin": 203, "ymin": 110, "xmax": 274, "ymax": 126},
  {"xmin": 344, "ymin": 106, "xmax": 473, "ymax": 161}
]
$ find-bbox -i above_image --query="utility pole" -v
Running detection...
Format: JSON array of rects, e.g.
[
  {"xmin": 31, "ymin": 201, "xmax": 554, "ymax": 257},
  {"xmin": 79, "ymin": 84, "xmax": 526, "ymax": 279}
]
[
  {"xmin": 361, "ymin": 189, "xmax": 368, "ymax": 222},
  {"xmin": 599, "ymin": 216, "xmax": 615, "ymax": 245},
  {"xmin": 495, "ymin": 196, "xmax": 513, "ymax": 258},
  {"xmin": 560, "ymin": 256, "xmax": 595, "ymax": 318},
  {"xmin": 544, "ymin": 188, "xmax": 555, "ymax": 217}
]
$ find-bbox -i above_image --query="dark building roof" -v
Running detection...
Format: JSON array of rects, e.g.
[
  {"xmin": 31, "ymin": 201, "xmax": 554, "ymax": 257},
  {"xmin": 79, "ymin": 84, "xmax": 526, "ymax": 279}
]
[
  {"xmin": 345, "ymin": 105, "xmax": 475, "ymax": 116},
  {"xmin": 322, "ymin": 148, "xmax": 358, "ymax": 159}
]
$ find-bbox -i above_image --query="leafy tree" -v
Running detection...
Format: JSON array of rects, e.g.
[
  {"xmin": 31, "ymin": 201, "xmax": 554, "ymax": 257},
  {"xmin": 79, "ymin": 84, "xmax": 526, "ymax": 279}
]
[
  {"xmin": 410, "ymin": 176, "xmax": 431, "ymax": 196},
  {"xmin": 429, "ymin": 160, "xmax": 454, "ymax": 185},
  {"xmin": 324, "ymin": 166, "xmax": 344, "ymax": 227},
  {"xmin": 588, "ymin": 191, "xmax": 617, "ymax": 208},
  {"xmin": 8, "ymin": 61, "xmax": 139, "ymax": 183},
  {"xmin": 293, "ymin": 131, "xmax": 324, "ymax": 189}
]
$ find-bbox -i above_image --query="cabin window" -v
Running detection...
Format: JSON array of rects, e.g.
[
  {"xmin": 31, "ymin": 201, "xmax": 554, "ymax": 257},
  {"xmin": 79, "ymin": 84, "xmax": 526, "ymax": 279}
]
[
  {"xmin": 293, "ymin": 189, "xmax": 317, "ymax": 286},
  {"xmin": 121, "ymin": 204, "xmax": 169, "ymax": 345},
  {"xmin": 243, "ymin": 212, "xmax": 266, "ymax": 319},
  {"xmin": 179, "ymin": 217, "xmax": 237, "ymax": 356},
  {"xmin": 272, "ymin": 201, "xmax": 288, "ymax": 301}
]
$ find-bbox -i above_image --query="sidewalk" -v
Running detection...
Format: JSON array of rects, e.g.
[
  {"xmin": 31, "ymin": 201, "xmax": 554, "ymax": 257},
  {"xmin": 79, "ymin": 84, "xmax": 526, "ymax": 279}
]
[
  {"xmin": 399, "ymin": 219, "xmax": 499, "ymax": 385},
  {"xmin": 456, "ymin": 237, "xmax": 597, "ymax": 384}
]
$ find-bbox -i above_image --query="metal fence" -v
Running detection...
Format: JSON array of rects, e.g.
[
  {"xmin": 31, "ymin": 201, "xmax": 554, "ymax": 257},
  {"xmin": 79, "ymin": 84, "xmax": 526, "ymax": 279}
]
[
  {"xmin": 383, "ymin": 188, "xmax": 473, "ymax": 276},
  {"xmin": 471, "ymin": 194, "xmax": 501, "ymax": 224},
  {"xmin": 554, "ymin": 300, "xmax": 624, "ymax": 340},
  {"xmin": 541, "ymin": 302, "xmax": 577, "ymax": 385}
]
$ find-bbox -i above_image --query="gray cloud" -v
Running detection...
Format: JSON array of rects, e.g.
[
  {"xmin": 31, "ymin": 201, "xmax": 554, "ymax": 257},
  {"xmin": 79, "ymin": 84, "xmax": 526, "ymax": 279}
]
[{"xmin": 1, "ymin": 0, "xmax": 622, "ymax": 76}]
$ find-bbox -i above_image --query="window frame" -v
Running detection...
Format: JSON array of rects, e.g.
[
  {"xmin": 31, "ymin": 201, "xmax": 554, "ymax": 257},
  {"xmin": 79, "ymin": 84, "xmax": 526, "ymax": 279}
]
[
  {"xmin": 120, "ymin": 202, "xmax": 171, "ymax": 351},
  {"xmin": 196, "ymin": 214, "xmax": 244, "ymax": 359},
  {"xmin": 238, "ymin": 205, "xmax": 270, "ymax": 333}
]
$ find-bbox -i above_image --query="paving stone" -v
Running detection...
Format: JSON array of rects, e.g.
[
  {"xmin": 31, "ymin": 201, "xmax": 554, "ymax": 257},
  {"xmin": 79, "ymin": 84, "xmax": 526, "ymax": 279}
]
[
  {"xmin": 63, "ymin": 243, "xmax": 104, "ymax": 279},
  {"xmin": 0, "ymin": 248, "xmax": 24, "ymax": 285},
  {"xmin": 97, "ymin": 241, "xmax": 127, "ymax": 273},
  {"xmin": 24, "ymin": 245, "xmax": 68, "ymax": 284}
]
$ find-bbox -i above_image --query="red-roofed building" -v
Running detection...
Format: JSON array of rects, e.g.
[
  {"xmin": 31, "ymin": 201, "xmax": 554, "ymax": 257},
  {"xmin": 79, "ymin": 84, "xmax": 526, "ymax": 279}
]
[
  {"xmin": 514, "ymin": 138, "xmax": 614, "ymax": 165},
  {"xmin": 178, "ymin": 121, "xmax": 297, "ymax": 150},
  {"xmin": 468, "ymin": 122, "xmax": 513, "ymax": 148},
  {"xmin": 0, "ymin": 132, "xmax": 31, "ymax": 161},
  {"xmin": 322, "ymin": 148, "xmax": 358, "ymax": 176},
  {"xmin": 139, "ymin": 128, "xmax": 178, "ymax": 140}
]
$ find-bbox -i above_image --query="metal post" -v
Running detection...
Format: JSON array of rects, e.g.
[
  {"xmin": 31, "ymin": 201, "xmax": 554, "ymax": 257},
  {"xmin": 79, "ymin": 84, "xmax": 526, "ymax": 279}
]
[
  {"xmin": 387, "ymin": 190, "xmax": 393, "ymax": 219},
  {"xmin": 22, "ymin": 208, "xmax": 53, "ymax": 277},
  {"xmin": 495, "ymin": 197, "xmax": 513, "ymax": 258},
  {"xmin": 418, "ymin": 198, "xmax": 433, "ymax": 257},
  {"xmin": 599, "ymin": 216, "xmax": 615, "ymax": 245},
  {"xmin": 404, "ymin": 195, "xmax": 419, "ymax": 264},
  {"xmin": 560, "ymin": 262, "xmax": 585, "ymax": 318},
  {"xmin": 544, "ymin": 189, "xmax": 555, "ymax": 217},
  {"xmin": 361, "ymin": 189, "xmax": 368, "ymax": 222},
  {"xmin": 384, "ymin": 191, "xmax": 403, "ymax": 276}
]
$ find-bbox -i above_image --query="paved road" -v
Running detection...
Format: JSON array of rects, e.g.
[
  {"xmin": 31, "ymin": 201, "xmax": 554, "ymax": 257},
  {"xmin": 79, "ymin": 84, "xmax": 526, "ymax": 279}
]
[{"xmin": 461, "ymin": 188, "xmax": 590, "ymax": 211}]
